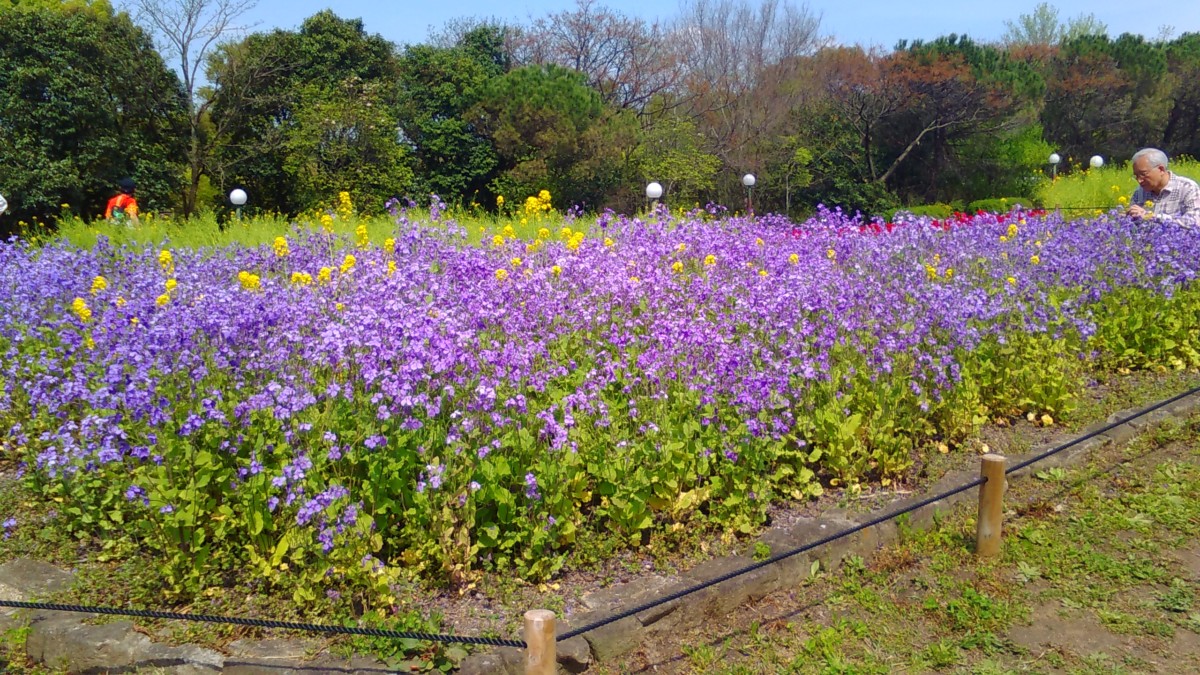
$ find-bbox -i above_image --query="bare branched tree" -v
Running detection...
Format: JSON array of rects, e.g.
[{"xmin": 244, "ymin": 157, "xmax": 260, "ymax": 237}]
[
  {"xmin": 671, "ymin": 0, "xmax": 824, "ymax": 183},
  {"xmin": 130, "ymin": 0, "xmax": 257, "ymax": 214},
  {"xmin": 510, "ymin": 0, "xmax": 682, "ymax": 111}
]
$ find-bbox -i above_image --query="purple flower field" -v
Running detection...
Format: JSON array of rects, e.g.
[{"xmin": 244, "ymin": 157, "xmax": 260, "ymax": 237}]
[{"xmin": 2, "ymin": 206, "xmax": 1198, "ymax": 592}]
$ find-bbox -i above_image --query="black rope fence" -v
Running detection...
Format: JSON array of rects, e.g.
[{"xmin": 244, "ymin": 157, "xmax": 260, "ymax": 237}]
[
  {"xmin": 558, "ymin": 382, "xmax": 1200, "ymax": 642},
  {"xmin": 4, "ymin": 384, "xmax": 1197, "ymax": 654},
  {"xmin": 0, "ymin": 600, "xmax": 525, "ymax": 648}
]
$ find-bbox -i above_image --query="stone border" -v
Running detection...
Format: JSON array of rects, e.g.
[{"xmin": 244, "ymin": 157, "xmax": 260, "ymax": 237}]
[
  {"xmin": 1, "ymin": 391, "xmax": 1197, "ymax": 674},
  {"xmin": 458, "ymin": 390, "xmax": 1200, "ymax": 673}
]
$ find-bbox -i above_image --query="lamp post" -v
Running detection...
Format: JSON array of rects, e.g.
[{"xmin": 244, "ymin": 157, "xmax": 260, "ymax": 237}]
[
  {"xmin": 1048, "ymin": 153, "xmax": 1061, "ymax": 180},
  {"xmin": 1089, "ymin": 155, "xmax": 1104, "ymax": 170},
  {"xmin": 229, "ymin": 188, "xmax": 247, "ymax": 222},
  {"xmin": 742, "ymin": 173, "xmax": 756, "ymax": 215},
  {"xmin": 645, "ymin": 182, "xmax": 663, "ymax": 212}
]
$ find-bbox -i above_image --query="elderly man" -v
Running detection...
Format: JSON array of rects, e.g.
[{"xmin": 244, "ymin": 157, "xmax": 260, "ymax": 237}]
[{"xmin": 1127, "ymin": 148, "xmax": 1200, "ymax": 225}]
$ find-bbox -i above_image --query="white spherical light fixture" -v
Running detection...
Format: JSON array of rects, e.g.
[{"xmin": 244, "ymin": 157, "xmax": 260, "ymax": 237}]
[
  {"xmin": 1048, "ymin": 153, "xmax": 1060, "ymax": 166},
  {"xmin": 1089, "ymin": 155, "xmax": 1104, "ymax": 169},
  {"xmin": 742, "ymin": 173, "xmax": 756, "ymax": 188},
  {"xmin": 645, "ymin": 182, "xmax": 663, "ymax": 200},
  {"xmin": 229, "ymin": 188, "xmax": 248, "ymax": 206}
]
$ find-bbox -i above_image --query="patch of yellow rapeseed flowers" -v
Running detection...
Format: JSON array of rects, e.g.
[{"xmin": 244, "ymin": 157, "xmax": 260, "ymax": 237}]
[
  {"xmin": 90, "ymin": 276, "xmax": 108, "ymax": 296},
  {"xmin": 71, "ymin": 297, "xmax": 92, "ymax": 323},
  {"xmin": 273, "ymin": 236, "xmax": 289, "ymax": 257}
]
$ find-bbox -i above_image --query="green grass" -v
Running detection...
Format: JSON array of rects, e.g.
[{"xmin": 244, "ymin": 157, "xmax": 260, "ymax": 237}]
[
  {"xmin": 1036, "ymin": 157, "xmax": 1200, "ymax": 213},
  {"xmin": 32, "ymin": 201, "xmax": 613, "ymax": 251}
]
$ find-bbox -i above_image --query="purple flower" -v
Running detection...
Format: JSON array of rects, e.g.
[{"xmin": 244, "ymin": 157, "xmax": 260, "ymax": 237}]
[{"xmin": 524, "ymin": 472, "xmax": 541, "ymax": 501}]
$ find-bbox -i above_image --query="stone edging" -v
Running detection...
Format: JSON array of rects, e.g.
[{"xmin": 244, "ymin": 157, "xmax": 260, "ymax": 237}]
[{"xmin": 457, "ymin": 390, "xmax": 1200, "ymax": 673}]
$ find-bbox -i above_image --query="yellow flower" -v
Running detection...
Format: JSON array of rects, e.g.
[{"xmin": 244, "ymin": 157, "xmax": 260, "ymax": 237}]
[
  {"xmin": 537, "ymin": 228, "xmax": 550, "ymax": 240},
  {"xmin": 339, "ymin": 254, "xmax": 356, "ymax": 275},
  {"xmin": 502, "ymin": 225, "xmax": 516, "ymax": 240},
  {"xmin": 155, "ymin": 293, "xmax": 170, "ymax": 307},
  {"xmin": 677, "ymin": 243, "xmax": 687, "ymax": 252},
  {"xmin": 758, "ymin": 269, "xmax": 768, "ymax": 277},
  {"xmin": 525, "ymin": 241, "xmax": 541, "ymax": 254},
  {"xmin": 383, "ymin": 238, "xmax": 396, "ymax": 254},
  {"xmin": 520, "ymin": 217, "xmax": 528, "ymax": 225},
  {"xmin": 755, "ymin": 237, "xmax": 764, "ymax": 247},
  {"xmin": 1006, "ymin": 276, "xmax": 1017, "ymax": 285},
  {"xmin": 925, "ymin": 265, "xmax": 938, "ymax": 281},
  {"xmin": 115, "ymin": 296, "xmax": 126, "ymax": 307},
  {"xmin": 1007, "ymin": 223, "xmax": 1019, "ymax": 238},
  {"xmin": 273, "ymin": 236, "xmax": 290, "ymax": 257},
  {"xmin": 237, "ymin": 271, "xmax": 261, "ymax": 292},
  {"xmin": 83, "ymin": 335, "xmax": 95, "ymax": 350},
  {"xmin": 494, "ymin": 268, "xmax": 509, "ymax": 282},
  {"xmin": 492, "ymin": 234, "xmax": 505, "ymax": 248},
  {"xmin": 511, "ymin": 257, "xmax": 522, "ymax": 267},
  {"xmin": 551, "ymin": 265, "xmax": 562, "ymax": 277},
  {"xmin": 1144, "ymin": 200, "xmax": 1154, "ymax": 209},
  {"xmin": 496, "ymin": 195, "xmax": 505, "ymax": 207},
  {"xmin": 604, "ymin": 237, "xmax": 614, "ymax": 248},
  {"xmin": 71, "ymin": 297, "xmax": 92, "ymax": 322},
  {"xmin": 1117, "ymin": 196, "xmax": 1128, "ymax": 206},
  {"xmin": 999, "ymin": 235, "xmax": 1008, "ymax": 243},
  {"xmin": 355, "ymin": 225, "xmax": 369, "ymax": 250},
  {"xmin": 826, "ymin": 248, "xmax": 836, "ymax": 261},
  {"xmin": 672, "ymin": 260, "xmax": 684, "ymax": 273},
  {"xmin": 317, "ymin": 267, "xmax": 332, "ymax": 285},
  {"xmin": 158, "ymin": 249, "xmax": 174, "ymax": 275},
  {"xmin": 560, "ymin": 227, "xmax": 573, "ymax": 239},
  {"xmin": 944, "ymin": 268, "xmax": 954, "ymax": 280},
  {"xmin": 335, "ymin": 302, "xmax": 345, "ymax": 312},
  {"xmin": 164, "ymin": 278, "xmax": 177, "ymax": 294},
  {"xmin": 90, "ymin": 276, "xmax": 108, "ymax": 295},
  {"xmin": 566, "ymin": 233, "xmax": 585, "ymax": 252},
  {"xmin": 130, "ymin": 317, "xmax": 139, "ymax": 326},
  {"xmin": 1030, "ymin": 255, "xmax": 1040, "ymax": 265},
  {"xmin": 386, "ymin": 260, "xmax": 397, "ymax": 277},
  {"xmin": 788, "ymin": 253, "xmax": 799, "ymax": 265},
  {"xmin": 704, "ymin": 254, "xmax": 717, "ymax": 267},
  {"xmin": 320, "ymin": 214, "xmax": 334, "ymax": 232},
  {"xmin": 629, "ymin": 276, "xmax": 640, "ymax": 283}
]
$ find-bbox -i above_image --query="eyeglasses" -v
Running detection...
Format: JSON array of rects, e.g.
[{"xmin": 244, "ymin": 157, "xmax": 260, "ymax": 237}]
[{"xmin": 1133, "ymin": 167, "xmax": 1162, "ymax": 180}]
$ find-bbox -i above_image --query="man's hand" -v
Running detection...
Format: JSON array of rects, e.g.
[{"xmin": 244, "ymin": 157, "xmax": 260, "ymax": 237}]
[{"xmin": 1128, "ymin": 204, "xmax": 1148, "ymax": 218}]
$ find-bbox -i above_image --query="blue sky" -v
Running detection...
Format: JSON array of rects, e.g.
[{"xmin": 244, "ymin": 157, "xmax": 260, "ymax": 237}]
[{"xmin": 226, "ymin": 0, "xmax": 1198, "ymax": 50}]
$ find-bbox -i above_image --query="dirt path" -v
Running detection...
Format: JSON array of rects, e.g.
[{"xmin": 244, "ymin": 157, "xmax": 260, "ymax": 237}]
[{"xmin": 598, "ymin": 412, "xmax": 1200, "ymax": 674}]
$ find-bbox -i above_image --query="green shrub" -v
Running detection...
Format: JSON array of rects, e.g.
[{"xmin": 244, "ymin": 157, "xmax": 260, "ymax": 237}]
[
  {"xmin": 968, "ymin": 197, "xmax": 1037, "ymax": 213},
  {"xmin": 886, "ymin": 203, "xmax": 956, "ymax": 220}
]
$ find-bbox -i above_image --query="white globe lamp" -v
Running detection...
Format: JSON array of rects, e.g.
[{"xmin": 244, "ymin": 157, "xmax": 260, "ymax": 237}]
[
  {"xmin": 645, "ymin": 182, "xmax": 663, "ymax": 200},
  {"xmin": 1089, "ymin": 155, "xmax": 1104, "ymax": 169},
  {"xmin": 229, "ymin": 188, "xmax": 248, "ymax": 222}
]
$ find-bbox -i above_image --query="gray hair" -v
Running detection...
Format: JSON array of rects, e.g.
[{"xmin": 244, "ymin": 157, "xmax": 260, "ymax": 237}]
[{"xmin": 1132, "ymin": 148, "xmax": 1169, "ymax": 169}]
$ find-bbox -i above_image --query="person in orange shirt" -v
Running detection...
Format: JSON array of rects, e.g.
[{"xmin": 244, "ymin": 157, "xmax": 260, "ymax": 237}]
[{"xmin": 105, "ymin": 178, "xmax": 140, "ymax": 226}]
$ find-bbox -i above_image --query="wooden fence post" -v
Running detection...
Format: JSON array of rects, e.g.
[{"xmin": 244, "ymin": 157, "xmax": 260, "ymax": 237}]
[
  {"xmin": 524, "ymin": 609, "xmax": 556, "ymax": 675},
  {"xmin": 975, "ymin": 454, "xmax": 1007, "ymax": 557}
]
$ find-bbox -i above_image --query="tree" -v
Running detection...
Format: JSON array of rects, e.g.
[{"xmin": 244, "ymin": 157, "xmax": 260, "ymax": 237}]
[
  {"xmin": 510, "ymin": 0, "xmax": 681, "ymax": 111},
  {"xmin": 1002, "ymin": 2, "xmax": 1106, "ymax": 47},
  {"xmin": 209, "ymin": 11, "xmax": 408, "ymax": 215},
  {"xmin": 396, "ymin": 24, "xmax": 508, "ymax": 204},
  {"xmin": 671, "ymin": 0, "xmax": 824, "ymax": 203},
  {"xmin": 472, "ymin": 64, "xmax": 636, "ymax": 209},
  {"xmin": 283, "ymin": 77, "xmax": 414, "ymax": 213},
  {"xmin": 1041, "ymin": 34, "xmax": 1168, "ymax": 164},
  {"xmin": 630, "ymin": 109, "xmax": 721, "ymax": 204},
  {"xmin": 132, "ymin": 0, "xmax": 257, "ymax": 216},
  {"xmin": 0, "ymin": 4, "xmax": 187, "ymax": 226},
  {"xmin": 1161, "ymin": 33, "xmax": 1200, "ymax": 159}
]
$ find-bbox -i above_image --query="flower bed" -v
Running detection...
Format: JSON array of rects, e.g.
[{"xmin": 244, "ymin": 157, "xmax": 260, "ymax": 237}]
[{"xmin": 2, "ymin": 206, "xmax": 1198, "ymax": 602}]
